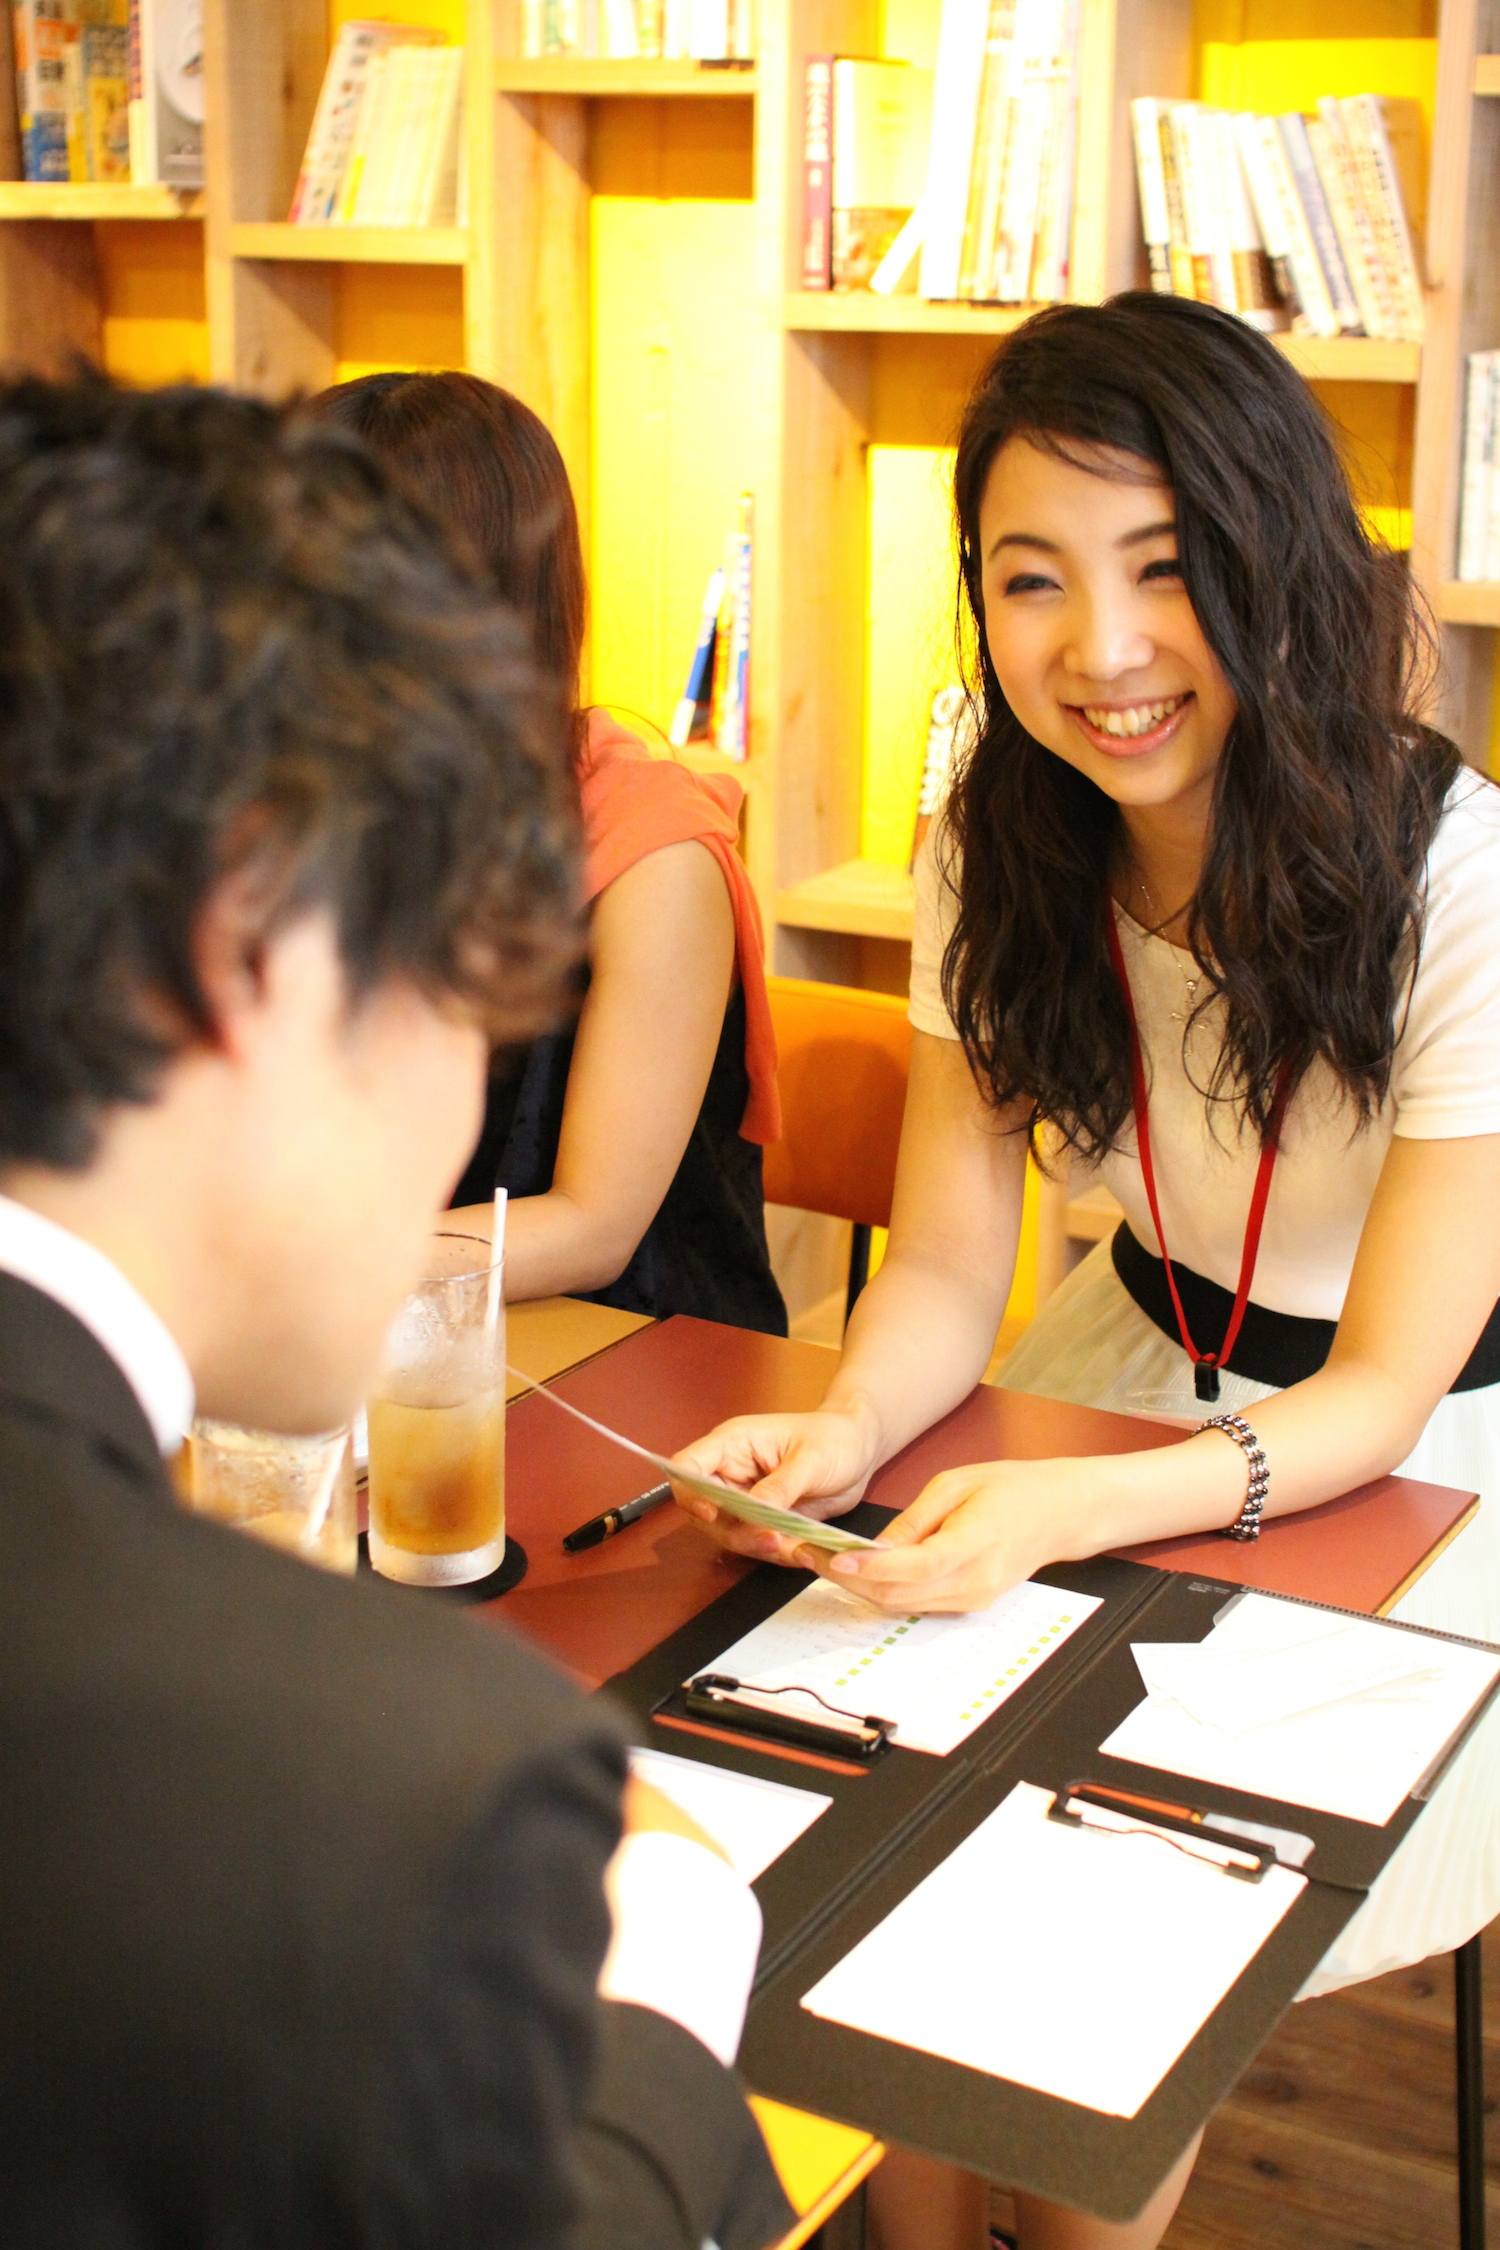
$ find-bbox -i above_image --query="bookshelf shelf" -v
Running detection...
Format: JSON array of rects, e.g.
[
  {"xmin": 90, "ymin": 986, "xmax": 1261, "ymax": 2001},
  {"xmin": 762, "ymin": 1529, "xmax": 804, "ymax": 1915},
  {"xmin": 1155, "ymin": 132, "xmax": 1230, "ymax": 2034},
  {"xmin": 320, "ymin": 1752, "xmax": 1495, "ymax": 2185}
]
[
  {"xmin": 494, "ymin": 59, "xmax": 757, "ymax": 94},
  {"xmin": 1273, "ymin": 335, "xmax": 1420, "ymax": 384},
  {"xmin": 784, "ymin": 294, "xmax": 1033, "ymax": 337},
  {"xmin": 784, "ymin": 302, "xmax": 1420, "ymax": 378},
  {"xmin": 228, "ymin": 223, "xmax": 470, "ymax": 266},
  {"xmin": 777, "ymin": 861, "xmax": 915, "ymax": 943},
  {"xmin": 1474, "ymin": 53, "xmax": 1500, "ymax": 93},
  {"xmin": 0, "ymin": 183, "xmax": 203, "ymax": 221},
  {"xmin": 1437, "ymin": 583, "xmax": 1500, "ymax": 626}
]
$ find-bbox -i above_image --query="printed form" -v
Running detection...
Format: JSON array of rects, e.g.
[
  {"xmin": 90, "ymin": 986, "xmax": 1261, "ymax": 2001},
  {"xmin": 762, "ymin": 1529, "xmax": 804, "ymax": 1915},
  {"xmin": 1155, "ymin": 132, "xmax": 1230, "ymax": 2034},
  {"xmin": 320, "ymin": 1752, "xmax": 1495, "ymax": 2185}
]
[{"xmin": 705, "ymin": 1578, "xmax": 1103, "ymax": 1757}]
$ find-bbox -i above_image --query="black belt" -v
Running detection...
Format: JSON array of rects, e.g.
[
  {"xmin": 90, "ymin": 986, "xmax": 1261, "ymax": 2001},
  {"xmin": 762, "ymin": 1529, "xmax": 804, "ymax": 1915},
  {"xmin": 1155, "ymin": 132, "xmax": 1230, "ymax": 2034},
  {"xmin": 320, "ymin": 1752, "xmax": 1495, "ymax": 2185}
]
[{"xmin": 1112, "ymin": 1223, "xmax": 1500, "ymax": 1394}]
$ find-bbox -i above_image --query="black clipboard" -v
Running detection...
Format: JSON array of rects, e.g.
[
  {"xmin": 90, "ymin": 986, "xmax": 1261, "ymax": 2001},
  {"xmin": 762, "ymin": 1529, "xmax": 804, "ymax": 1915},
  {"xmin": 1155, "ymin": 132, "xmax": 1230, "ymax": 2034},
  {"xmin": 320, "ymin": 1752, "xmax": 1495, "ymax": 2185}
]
[{"xmin": 601, "ymin": 1503, "xmax": 1500, "ymax": 2223}]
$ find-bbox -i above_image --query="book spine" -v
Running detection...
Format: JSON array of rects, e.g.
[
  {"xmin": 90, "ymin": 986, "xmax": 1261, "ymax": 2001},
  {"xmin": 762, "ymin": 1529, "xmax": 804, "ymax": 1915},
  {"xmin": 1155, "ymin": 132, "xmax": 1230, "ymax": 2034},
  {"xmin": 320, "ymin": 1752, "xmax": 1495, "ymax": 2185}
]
[
  {"xmin": 1031, "ymin": 0, "xmax": 1078, "ymax": 302},
  {"xmin": 918, "ymin": 0, "xmax": 992, "ymax": 300},
  {"xmin": 720, "ymin": 494, "xmax": 753, "ymax": 761},
  {"xmin": 1157, "ymin": 105, "xmax": 1194, "ymax": 297},
  {"xmin": 634, "ymin": 0, "xmax": 664, "ymax": 57},
  {"xmin": 910, "ymin": 686, "xmax": 976, "ymax": 870},
  {"xmin": 1166, "ymin": 105, "xmax": 1212, "ymax": 302},
  {"xmin": 1314, "ymin": 96, "xmax": 1390, "ymax": 337},
  {"xmin": 801, "ymin": 57, "xmax": 833, "ymax": 291},
  {"xmin": 670, "ymin": 566, "xmax": 727, "ymax": 746},
  {"xmin": 1131, "ymin": 98, "xmax": 1173, "ymax": 292},
  {"xmin": 1232, "ymin": 112, "xmax": 1299, "ymax": 319},
  {"xmin": 80, "ymin": 22, "xmax": 130, "ymax": 184},
  {"xmin": 1277, "ymin": 110, "xmax": 1360, "ymax": 332},
  {"xmin": 1484, "ymin": 358, "xmax": 1500, "ymax": 586},
  {"xmin": 14, "ymin": 0, "xmax": 71, "ymax": 184},
  {"xmin": 1211, "ymin": 109, "xmax": 1280, "ymax": 328},
  {"xmin": 957, "ymin": 0, "xmax": 1017, "ymax": 299},
  {"xmin": 1256, "ymin": 116, "xmax": 1335, "ymax": 335},
  {"xmin": 1344, "ymin": 94, "xmax": 1425, "ymax": 345},
  {"xmin": 290, "ymin": 23, "xmax": 376, "ymax": 224},
  {"xmin": 1458, "ymin": 353, "xmax": 1494, "ymax": 583},
  {"xmin": 994, "ymin": 0, "xmax": 1060, "ymax": 302}
]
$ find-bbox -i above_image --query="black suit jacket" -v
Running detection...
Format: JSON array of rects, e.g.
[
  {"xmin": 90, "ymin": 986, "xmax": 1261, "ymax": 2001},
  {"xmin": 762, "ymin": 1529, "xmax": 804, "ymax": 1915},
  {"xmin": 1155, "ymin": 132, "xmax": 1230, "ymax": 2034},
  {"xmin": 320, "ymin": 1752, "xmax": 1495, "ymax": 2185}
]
[{"xmin": 0, "ymin": 1273, "xmax": 793, "ymax": 2250}]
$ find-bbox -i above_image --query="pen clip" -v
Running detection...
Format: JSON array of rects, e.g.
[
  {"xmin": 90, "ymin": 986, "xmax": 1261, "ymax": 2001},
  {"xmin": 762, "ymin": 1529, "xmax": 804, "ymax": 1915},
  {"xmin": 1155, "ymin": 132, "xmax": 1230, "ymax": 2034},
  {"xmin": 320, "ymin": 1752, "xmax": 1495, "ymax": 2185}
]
[{"xmin": 1048, "ymin": 1784, "xmax": 1273, "ymax": 1882}]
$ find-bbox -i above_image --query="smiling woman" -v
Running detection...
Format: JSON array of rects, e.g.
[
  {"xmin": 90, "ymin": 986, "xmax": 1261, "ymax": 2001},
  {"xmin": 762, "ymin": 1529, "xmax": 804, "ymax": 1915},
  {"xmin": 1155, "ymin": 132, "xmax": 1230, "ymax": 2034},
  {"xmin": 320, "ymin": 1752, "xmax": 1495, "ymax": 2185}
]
[{"xmin": 673, "ymin": 294, "xmax": 1500, "ymax": 2250}]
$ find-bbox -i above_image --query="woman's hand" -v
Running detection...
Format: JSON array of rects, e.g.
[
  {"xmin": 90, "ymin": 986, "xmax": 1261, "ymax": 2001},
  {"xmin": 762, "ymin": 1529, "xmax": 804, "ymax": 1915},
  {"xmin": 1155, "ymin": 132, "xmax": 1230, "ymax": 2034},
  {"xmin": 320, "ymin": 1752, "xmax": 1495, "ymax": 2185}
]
[
  {"xmin": 670, "ymin": 1401, "xmax": 883, "ymax": 1565},
  {"xmin": 810, "ymin": 1457, "xmax": 1074, "ymax": 1613}
]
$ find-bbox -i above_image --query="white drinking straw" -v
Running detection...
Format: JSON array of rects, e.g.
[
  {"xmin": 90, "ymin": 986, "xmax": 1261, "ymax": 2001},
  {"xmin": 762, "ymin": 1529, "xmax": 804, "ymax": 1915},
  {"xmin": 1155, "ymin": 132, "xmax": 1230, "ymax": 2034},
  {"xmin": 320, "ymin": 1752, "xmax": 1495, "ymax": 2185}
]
[{"xmin": 486, "ymin": 1186, "xmax": 507, "ymax": 1342}]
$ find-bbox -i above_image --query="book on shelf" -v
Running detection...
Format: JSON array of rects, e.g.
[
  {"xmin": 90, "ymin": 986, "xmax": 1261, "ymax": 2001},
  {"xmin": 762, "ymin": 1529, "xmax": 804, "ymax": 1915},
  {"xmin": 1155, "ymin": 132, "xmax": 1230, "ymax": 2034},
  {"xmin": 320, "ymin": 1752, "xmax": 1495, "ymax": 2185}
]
[
  {"xmin": 1457, "ymin": 352, "xmax": 1500, "ymax": 585},
  {"xmin": 802, "ymin": 56, "xmax": 932, "ymax": 290},
  {"xmin": 669, "ymin": 563, "xmax": 726, "ymax": 746},
  {"xmin": 290, "ymin": 29, "xmax": 463, "ymax": 229},
  {"xmin": 910, "ymin": 686, "xmax": 977, "ymax": 869},
  {"xmin": 520, "ymin": 0, "xmax": 751, "ymax": 61},
  {"xmin": 128, "ymin": 0, "xmax": 202, "ymax": 188},
  {"xmin": 919, "ymin": 0, "xmax": 1080, "ymax": 305},
  {"xmin": 13, "ymin": 0, "xmax": 134, "ymax": 184},
  {"xmin": 1131, "ymin": 94, "xmax": 1424, "ymax": 344},
  {"xmin": 668, "ymin": 498, "xmax": 753, "ymax": 758}
]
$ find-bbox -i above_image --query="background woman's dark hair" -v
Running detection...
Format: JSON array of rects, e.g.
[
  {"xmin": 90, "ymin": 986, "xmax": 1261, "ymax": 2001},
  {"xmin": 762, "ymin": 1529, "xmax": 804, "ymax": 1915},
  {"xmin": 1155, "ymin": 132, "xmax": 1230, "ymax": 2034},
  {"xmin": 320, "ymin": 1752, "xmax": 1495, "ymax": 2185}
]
[
  {"xmin": 308, "ymin": 370, "xmax": 587, "ymax": 716},
  {"xmin": 947, "ymin": 290, "xmax": 1459, "ymax": 1158}
]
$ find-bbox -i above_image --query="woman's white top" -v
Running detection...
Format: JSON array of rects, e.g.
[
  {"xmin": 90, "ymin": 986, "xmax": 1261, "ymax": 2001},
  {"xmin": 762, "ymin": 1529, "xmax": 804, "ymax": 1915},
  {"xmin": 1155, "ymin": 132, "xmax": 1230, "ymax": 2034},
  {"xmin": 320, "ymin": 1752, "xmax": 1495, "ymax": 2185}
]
[{"xmin": 908, "ymin": 769, "xmax": 1500, "ymax": 1320}]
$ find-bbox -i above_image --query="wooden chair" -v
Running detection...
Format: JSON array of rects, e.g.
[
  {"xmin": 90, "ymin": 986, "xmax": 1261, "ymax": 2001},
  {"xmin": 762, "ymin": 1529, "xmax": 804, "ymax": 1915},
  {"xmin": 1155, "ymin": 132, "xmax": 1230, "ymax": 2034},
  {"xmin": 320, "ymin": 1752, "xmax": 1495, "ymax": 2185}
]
[{"xmin": 764, "ymin": 978, "xmax": 913, "ymax": 1327}]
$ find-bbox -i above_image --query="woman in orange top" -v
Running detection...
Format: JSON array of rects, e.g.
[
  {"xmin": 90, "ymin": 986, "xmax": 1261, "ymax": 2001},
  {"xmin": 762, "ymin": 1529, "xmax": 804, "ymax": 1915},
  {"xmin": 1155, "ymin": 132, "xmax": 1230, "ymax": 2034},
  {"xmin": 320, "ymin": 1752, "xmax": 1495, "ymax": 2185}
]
[{"xmin": 310, "ymin": 371, "xmax": 785, "ymax": 1333}]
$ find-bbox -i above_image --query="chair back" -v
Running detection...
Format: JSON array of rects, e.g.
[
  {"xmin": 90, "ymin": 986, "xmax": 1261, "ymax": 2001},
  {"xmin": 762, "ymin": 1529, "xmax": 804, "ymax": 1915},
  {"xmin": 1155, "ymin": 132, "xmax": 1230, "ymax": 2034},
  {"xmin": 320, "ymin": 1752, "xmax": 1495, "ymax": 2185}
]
[{"xmin": 763, "ymin": 977, "xmax": 912, "ymax": 1230}]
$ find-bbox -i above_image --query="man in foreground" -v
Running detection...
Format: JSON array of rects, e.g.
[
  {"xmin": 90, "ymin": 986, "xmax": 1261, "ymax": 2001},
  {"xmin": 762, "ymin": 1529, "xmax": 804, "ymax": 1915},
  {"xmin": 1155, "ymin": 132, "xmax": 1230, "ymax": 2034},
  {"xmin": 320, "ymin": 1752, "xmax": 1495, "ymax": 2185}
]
[{"xmin": 0, "ymin": 375, "xmax": 792, "ymax": 2250}]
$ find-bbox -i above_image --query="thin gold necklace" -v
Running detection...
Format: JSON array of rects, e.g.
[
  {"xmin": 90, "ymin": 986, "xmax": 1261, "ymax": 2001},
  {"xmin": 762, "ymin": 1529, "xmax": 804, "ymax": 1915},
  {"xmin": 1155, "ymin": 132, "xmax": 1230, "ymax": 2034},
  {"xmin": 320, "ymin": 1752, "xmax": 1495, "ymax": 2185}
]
[{"xmin": 1133, "ymin": 871, "xmax": 1205, "ymax": 1026}]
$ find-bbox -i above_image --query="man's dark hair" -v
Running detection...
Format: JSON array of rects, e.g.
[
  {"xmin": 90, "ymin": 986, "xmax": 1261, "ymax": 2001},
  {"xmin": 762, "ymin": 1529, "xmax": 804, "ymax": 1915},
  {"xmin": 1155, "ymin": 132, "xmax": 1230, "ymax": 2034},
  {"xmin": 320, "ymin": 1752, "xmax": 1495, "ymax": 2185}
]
[{"xmin": 0, "ymin": 373, "xmax": 582, "ymax": 1169}]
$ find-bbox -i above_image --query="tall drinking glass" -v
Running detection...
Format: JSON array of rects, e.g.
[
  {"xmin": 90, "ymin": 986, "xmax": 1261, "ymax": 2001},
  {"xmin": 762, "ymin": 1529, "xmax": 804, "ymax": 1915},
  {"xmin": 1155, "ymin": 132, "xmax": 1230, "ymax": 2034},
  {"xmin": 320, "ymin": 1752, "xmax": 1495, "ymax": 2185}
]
[
  {"xmin": 184, "ymin": 1421, "xmax": 357, "ymax": 1574},
  {"xmin": 367, "ymin": 1231, "xmax": 505, "ymax": 1585}
]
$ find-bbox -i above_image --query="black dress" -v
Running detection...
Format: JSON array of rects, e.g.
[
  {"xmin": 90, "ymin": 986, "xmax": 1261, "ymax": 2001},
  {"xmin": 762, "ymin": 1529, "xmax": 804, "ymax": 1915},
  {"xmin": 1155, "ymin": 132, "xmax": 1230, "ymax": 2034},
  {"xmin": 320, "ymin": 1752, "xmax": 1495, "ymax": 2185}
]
[{"xmin": 450, "ymin": 980, "xmax": 787, "ymax": 1336}]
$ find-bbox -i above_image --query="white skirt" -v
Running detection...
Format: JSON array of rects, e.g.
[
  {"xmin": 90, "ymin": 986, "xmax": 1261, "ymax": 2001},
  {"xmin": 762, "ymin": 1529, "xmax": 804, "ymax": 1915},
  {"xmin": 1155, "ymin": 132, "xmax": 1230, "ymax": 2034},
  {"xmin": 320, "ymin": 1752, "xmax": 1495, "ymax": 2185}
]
[{"xmin": 997, "ymin": 1238, "xmax": 1500, "ymax": 1996}]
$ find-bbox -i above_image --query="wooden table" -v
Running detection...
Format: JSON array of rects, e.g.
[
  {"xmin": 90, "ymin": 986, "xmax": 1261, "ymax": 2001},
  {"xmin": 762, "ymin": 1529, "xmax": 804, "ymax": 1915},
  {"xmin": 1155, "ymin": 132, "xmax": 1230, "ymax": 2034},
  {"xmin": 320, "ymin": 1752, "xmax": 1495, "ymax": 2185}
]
[{"xmin": 493, "ymin": 1310, "xmax": 1480, "ymax": 2242}]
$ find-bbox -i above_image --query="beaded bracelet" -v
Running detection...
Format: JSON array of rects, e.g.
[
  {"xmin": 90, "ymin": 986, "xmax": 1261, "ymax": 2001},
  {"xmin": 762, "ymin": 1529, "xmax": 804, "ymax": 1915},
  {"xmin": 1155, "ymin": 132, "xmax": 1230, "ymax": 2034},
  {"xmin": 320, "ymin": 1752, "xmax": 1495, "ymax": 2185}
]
[{"xmin": 1197, "ymin": 1411, "xmax": 1269, "ymax": 1542}]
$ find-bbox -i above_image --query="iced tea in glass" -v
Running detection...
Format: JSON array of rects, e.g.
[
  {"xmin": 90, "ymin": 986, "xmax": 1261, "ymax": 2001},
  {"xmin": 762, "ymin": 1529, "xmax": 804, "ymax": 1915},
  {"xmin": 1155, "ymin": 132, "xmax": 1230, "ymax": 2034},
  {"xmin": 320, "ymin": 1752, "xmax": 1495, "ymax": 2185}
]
[
  {"xmin": 185, "ymin": 1421, "xmax": 357, "ymax": 1574},
  {"xmin": 367, "ymin": 1232, "xmax": 505, "ymax": 1585}
]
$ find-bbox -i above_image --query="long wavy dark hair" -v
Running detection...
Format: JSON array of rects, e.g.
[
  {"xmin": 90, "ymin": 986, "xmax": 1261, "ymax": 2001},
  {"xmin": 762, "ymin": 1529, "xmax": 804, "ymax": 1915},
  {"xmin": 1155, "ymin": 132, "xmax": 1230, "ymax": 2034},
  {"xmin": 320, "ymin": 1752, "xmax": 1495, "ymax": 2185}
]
[{"xmin": 946, "ymin": 292, "xmax": 1459, "ymax": 1159}]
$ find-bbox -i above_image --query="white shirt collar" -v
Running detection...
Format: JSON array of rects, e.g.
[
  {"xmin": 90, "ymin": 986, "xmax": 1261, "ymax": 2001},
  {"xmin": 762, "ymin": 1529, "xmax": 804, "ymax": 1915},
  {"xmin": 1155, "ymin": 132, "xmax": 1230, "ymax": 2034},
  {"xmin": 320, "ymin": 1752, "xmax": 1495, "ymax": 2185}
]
[{"xmin": 0, "ymin": 1194, "xmax": 194, "ymax": 1453}]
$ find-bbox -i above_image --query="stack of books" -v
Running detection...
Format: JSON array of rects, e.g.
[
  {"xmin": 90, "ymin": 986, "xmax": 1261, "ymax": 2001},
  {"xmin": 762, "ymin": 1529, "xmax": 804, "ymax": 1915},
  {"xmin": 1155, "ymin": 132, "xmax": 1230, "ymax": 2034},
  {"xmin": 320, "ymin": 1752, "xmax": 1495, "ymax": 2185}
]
[
  {"xmin": 1457, "ymin": 353, "xmax": 1500, "ymax": 584},
  {"xmin": 801, "ymin": 0, "xmax": 1081, "ymax": 305},
  {"xmin": 520, "ymin": 0, "xmax": 753, "ymax": 62},
  {"xmin": 13, "ymin": 0, "xmax": 198, "ymax": 186},
  {"xmin": 1131, "ymin": 96, "xmax": 1424, "ymax": 342},
  {"xmin": 920, "ymin": 0, "xmax": 1080, "ymax": 304},
  {"xmin": 669, "ymin": 496, "xmax": 753, "ymax": 759},
  {"xmin": 289, "ymin": 23, "xmax": 464, "ymax": 228}
]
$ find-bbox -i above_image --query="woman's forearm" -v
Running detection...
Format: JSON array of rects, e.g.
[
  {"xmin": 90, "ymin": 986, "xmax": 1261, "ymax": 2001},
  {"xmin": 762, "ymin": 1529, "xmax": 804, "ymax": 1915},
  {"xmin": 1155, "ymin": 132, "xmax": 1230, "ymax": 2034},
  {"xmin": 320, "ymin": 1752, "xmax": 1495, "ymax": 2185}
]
[
  {"xmin": 448, "ymin": 1191, "xmax": 640, "ymax": 1302},
  {"xmin": 819, "ymin": 1244, "xmax": 1014, "ymax": 1471}
]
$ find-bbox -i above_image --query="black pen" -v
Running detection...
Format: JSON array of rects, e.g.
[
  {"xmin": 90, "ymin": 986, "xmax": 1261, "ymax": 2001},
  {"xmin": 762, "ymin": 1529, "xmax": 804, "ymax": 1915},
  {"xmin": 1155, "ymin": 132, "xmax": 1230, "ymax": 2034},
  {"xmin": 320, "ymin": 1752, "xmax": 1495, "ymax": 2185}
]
[{"xmin": 562, "ymin": 1480, "xmax": 675, "ymax": 1553}]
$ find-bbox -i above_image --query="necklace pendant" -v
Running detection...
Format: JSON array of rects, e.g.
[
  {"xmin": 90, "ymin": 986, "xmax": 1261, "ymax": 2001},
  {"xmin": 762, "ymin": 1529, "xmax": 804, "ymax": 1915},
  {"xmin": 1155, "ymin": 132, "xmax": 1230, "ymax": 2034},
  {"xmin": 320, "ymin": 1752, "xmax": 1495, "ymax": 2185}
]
[{"xmin": 1194, "ymin": 1362, "xmax": 1221, "ymax": 1403}]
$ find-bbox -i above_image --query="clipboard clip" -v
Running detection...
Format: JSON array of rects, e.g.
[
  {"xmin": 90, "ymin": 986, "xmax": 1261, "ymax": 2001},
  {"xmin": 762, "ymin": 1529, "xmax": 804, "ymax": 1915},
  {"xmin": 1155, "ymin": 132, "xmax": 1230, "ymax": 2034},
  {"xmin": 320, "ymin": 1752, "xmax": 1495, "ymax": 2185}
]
[
  {"xmin": 1048, "ymin": 1782, "xmax": 1276, "ymax": 1882},
  {"xmin": 682, "ymin": 1674, "xmax": 895, "ymax": 1763}
]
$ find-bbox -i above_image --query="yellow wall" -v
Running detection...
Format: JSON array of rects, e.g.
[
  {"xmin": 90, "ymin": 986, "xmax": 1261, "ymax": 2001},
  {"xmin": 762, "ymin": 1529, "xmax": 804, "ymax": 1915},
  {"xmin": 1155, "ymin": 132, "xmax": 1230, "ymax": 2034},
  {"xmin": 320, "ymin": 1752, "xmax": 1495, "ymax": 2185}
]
[
  {"xmin": 95, "ymin": 220, "xmax": 209, "ymax": 384},
  {"xmin": 588, "ymin": 99, "xmax": 759, "ymax": 732}
]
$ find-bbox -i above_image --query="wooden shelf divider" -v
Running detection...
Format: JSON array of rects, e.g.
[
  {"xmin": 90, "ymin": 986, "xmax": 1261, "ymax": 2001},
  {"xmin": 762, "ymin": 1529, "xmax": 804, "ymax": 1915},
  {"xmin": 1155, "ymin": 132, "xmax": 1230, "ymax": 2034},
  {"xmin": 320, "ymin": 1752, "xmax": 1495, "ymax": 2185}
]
[
  {"xmin": 1474, "ymin": 52, "xmax": 1500, "ymax": 92},
  {"xmin": 1437, "ymin": 582, "xmax": 1500, "ymax": 626}
]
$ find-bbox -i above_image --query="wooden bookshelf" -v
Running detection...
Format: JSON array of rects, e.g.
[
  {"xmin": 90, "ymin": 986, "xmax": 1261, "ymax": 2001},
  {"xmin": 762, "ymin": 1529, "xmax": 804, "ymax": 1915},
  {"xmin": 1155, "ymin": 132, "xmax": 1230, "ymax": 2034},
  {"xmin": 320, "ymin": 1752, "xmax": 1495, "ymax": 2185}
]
[{"xmin": 0, "ymin": 0, "xmax": 1486, "ymax": 973}]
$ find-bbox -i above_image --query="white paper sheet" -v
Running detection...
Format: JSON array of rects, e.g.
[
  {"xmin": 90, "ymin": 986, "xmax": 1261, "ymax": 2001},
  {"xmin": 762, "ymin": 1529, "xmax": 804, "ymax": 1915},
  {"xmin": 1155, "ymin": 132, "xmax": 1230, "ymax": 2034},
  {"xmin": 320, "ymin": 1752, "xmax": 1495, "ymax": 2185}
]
[
  {"xmin": 627, "ymin": 1746, "xmax": 832, "ymax": 1882},
  {"xmin": 801, "ymin": 1780, "xmax": 1305, "ymax": 2117},
  {"xmin": 703, "ymin": 1578, "xmax": 1103, "ymax": 1758},
  {"xmin": 1101, "ymin": 1593, "xmax": 1500, "ymax": 1827}
]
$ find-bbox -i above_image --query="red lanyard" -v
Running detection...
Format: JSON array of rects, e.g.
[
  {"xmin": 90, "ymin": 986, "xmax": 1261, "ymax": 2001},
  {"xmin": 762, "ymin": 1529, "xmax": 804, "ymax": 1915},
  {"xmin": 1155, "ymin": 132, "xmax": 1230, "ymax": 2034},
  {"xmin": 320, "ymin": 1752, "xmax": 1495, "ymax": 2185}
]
[{"xmin": 1104, "ymin": 909, "xmax": 1293, "ymax": 1403}]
